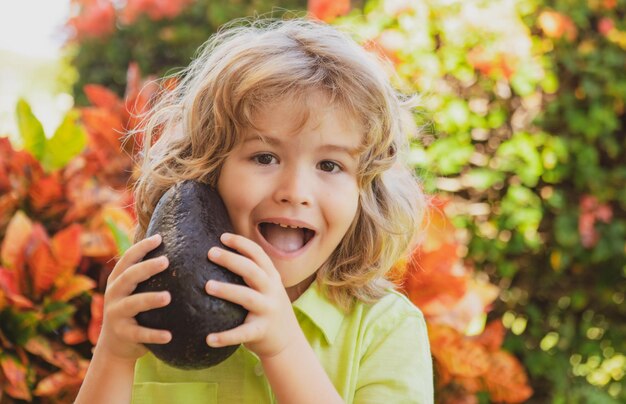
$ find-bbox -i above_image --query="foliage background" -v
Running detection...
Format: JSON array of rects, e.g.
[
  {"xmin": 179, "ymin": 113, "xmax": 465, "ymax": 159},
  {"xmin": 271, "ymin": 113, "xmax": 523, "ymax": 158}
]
[
  {"xmin": 0, "ymin": 0, "xmax": 624, "ymax": 402},
  {"xmin": 339, "ymin": 0, "xmax": 625, "ymax": 402}
]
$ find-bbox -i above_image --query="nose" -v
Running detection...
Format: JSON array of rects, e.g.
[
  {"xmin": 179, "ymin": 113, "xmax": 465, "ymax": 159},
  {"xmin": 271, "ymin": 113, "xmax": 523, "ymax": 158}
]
[{"xmin": 273, "ymin": 167, "xmax": 313, "ymax": 206}]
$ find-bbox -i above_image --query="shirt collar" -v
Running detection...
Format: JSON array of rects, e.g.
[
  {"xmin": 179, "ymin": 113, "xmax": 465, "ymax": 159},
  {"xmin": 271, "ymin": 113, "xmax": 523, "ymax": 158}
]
[{"xmin": 292, "ymin": 281, "xmax": 345, "ymax": 345}]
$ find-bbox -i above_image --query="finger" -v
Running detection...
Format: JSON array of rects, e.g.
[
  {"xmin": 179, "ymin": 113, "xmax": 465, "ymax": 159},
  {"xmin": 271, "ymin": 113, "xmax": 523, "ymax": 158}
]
[
  {"xmin": 111, "ymin": 256, "xmax": 169, "ymax": 298},
  {"xmin": 208, "ymin": 247, "xmax": 268, "ymax": 291},
  {"xmin": 220, "ymin": 233, "xmax": 275, "ymax": 275},
  {"xmin": 114, "ymin": 291, "xmax": 171, "ymax": 318},
  {"xmin": 117, "ymin": 323, "xmax": 172, "ymax": 345},
  {"xmin": 207, "ymin": 322, "xmax": 264, "ymax": 348},
  {"xmin": 110, "ymin": 234, "xmax": 162, "ymax": 282},
  {"xmin": 206, "ymin": 280, "xmax": 266, "ymax": 312}
]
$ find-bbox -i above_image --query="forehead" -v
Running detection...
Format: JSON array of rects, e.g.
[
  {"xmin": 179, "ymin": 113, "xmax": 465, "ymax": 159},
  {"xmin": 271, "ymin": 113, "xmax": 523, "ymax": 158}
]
[{"xmin": 246, "ymin": 91, "xmax": 365, "ymax": 149}]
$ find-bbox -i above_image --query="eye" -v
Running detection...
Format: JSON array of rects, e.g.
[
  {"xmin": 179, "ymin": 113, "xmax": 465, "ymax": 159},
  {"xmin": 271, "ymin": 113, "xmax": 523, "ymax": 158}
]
[
  {"xmin": 318, "ymin": 160, "xmax": 341, "ymax": 173},
  {"xmin": 253, "ymin": 153, "xmax": 277, "ymax": 165}
]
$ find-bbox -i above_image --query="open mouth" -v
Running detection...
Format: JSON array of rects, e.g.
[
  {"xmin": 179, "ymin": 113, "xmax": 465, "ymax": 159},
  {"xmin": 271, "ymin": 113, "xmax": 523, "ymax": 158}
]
[{"xmin": 258, "ymin": 222, "xmax": 315, "ymax": 253}]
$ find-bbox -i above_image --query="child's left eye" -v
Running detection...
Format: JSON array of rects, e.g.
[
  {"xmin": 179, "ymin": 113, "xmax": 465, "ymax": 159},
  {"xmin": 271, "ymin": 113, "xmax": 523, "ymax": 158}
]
[
  {"xmin": 252, "ymin": 153, "xmax": 277, "ymax": 165},
  {"xmin": 318, "ymin": 160, "xmax": 341, "ymax": 173}
]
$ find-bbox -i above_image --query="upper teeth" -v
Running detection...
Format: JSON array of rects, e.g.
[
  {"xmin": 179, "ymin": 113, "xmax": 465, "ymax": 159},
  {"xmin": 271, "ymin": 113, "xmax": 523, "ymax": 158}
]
[{"xmin": 277, "ymin": 223, "xmax": 301, "ymax": 229}]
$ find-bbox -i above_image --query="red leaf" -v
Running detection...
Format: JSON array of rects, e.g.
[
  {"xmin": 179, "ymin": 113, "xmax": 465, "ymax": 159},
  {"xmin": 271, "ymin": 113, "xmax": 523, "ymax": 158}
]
[
  {"xmin": 52, "ymin": 274, "xmax": 96, "ymax": 302},
  {"xmin": 28, "ymin": 174, "xmax": 64, "ymax": 211},
  {"xmin": 578, "ymin": 195, "xmax": 612, "ymax": 248},
  {"xmin": 34, "ymin": 369, "xmax": 84, "ymax": 397},
  {"xmin": 121, "ymin": 0, "xmax": 192, "ymax": 24},
  {"xmin": 88, "ymin": 293, "xmax": 104, "ymax": 345},
  {"xmin": 81, "ymin": 108, "xmax": 125, "ymax": 152},
  {"xmin": 472, "ymin": 320, "xmax": 505, "ymax": 352},
  {"xmin": 81, "ymin": 231, "xmax": 116, "ymax": 257},
  {"xmin": 429, "ymin": 324, "xmax": 489, "ymax": 378},
  {"xmin": 124, "ymin": 61, "xmax": 142, "ymax": 103},
  {"xmin": 308, "ymin": 0, "xmax": 350, "ymax": 22},
  {"xmin": 0, "ymin": 160, "xmax": 9, "ymax": 193},
  {"xmin": 439, "ymin": 388, "xmax": 480, "ymax": 404},
  {"xmin": 63, "ymin": 328, "xmax": 88, "ymax": 345},
  {"xmin": 62, "ymin": 178, "xmax": 121, "ymax": 224},
  {"xmin": 454, "ymin": 375, "xmax": 484, "ymax": 394},
  {"xmin": 123, "ymin": 63, "xmax": 159, "ymax": 134},
  {"xmin": 1, "ymin": 211, "xmax": 33, "ymax": 272},
  {"xmin": 52, "ymin": 224, "xmax": 83, "ymax": 278},
  {"xmin": 84, "ymin": 84, "xmax": 121, "ymax": 111},
  {"xmin": 24, "ymin": 337, "xmax": 82, "ymax": 375},
  {"xmin": 602, "ymin": 0, "xmax": 617, "ymax": 9},
  {"xmin": 28, "ymin": 243, "xmax": 58, "ymax": 297},
  {"xmin": 0, "ymin": 267, "xmax": 20, "ymax": 297},
  {"xmin": 67, "ymin": 0, "xmax": 115, "ymax": 40},
  {"xmin": 483, "ymin": 351, "xmax": 533, "ymax": 403},
  {"xmin": 0, "ymin": 192, "xmax": 20, "ymax": 232},
  {"xmin": 0, "ymin": 268, "xmax": 33, "ymax": 308},
  {"xmin": 26, "ymin": 226, "xmax": 65, "ymax": 297},
  {"xmin": 0, "ymin": 353, "xmax": 32, "ymax": 401},
  {"xmin": 1, "ymin": 211, "xmax": 33, "ymax": 294},
  {"xmin": 598, "ymin": 17, "xmax": 615, "ymax": 36},
  {"xmin": 403, "ymin": 243, "xmax": 468, "ymax": 314}
]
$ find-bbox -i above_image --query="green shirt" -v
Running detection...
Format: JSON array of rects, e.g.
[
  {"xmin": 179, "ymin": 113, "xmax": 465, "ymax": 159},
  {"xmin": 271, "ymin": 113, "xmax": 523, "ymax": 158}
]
[{"xmin": 132, "ymin": 282, "xmax": 433, "ymax": 403}]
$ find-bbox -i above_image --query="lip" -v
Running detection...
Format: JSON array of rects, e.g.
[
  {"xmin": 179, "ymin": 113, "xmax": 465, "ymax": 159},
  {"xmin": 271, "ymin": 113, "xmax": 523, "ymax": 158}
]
[{"xmin": 254, "ymin": 217, "xmax": 317, "ymax": 260}]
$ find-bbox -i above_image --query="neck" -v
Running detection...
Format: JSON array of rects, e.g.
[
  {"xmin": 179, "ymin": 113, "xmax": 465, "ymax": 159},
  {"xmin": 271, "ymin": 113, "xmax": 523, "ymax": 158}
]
[{"xmin": 286, "ymin": 274, "xmax": 316, "ymax": 302}]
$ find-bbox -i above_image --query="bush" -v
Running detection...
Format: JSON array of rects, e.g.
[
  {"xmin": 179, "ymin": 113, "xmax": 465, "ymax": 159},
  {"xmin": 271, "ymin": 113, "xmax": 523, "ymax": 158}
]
[
  {"xmin": 0, "ymin": 65, "xmax": 153, "ymax": 401},
  {"xmin": 66, "ymin": 0, "xmax": 307, "ymax": 104},
  {"xmin": 342, "ymin": 0, "xmax": 625, "ymax": 401}
]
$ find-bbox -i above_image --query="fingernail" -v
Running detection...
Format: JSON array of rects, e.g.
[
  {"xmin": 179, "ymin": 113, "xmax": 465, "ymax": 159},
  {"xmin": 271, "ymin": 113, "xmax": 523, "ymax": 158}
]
[
  {"xmin": 151, "ymin": 234, "xmax": 161, "ymax": 242},
  {"xmin": 209, "ymin": 247, "xmax": 221, "ymax": 258},
  {"xmin": 159, "ymin": 256, "xmax": 169, "ymax": 266},
  {"xmin": 220, "ymin": 233, "xmax": 231, "ymax": 242},
  {"xmin": 207, "ymin": 334, "xmax": 218, "ymax": 346},
  {"xmin": 206, "ymin": 280, "xmax": 215, "ymax": 292}
]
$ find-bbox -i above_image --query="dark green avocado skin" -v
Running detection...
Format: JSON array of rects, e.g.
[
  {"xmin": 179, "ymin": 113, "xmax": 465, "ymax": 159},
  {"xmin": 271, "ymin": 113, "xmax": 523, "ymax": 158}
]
[{"xmin": 134, "ymin": 180, "xmax": 247, "ymax": 369}]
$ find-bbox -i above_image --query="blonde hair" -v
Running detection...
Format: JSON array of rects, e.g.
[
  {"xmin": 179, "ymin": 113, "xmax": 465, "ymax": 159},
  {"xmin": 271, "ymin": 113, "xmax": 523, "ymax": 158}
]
[{"xmin": 133, "ymin": 18, "xmax": 426, "ymax": 311}]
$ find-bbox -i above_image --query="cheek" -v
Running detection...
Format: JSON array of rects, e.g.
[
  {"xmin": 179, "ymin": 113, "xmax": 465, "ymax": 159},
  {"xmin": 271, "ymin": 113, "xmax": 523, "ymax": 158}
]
[
  {"xmin": 324, "ymin": 185, "xmax": 360, "ymax": 233},
  {"xmin": 219, "ymin": 188, "xmax": 249, "ymax": 228},
  {"xmin": 217, "ymin": 164, "xmax": 247, "ymax": 230}
]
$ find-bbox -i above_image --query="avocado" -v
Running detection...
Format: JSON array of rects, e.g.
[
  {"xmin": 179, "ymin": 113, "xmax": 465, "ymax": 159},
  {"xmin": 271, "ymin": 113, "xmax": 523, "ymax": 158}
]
[{"xmin": 134, "ymin": 180, "xmax": 247, "ymax": 369}]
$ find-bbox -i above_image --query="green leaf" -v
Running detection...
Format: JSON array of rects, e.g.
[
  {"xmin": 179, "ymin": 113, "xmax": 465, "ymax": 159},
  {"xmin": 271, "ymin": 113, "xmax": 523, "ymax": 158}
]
[
  {"xmin": 105, "ymin": 217, "xmax": 132, "ymax": 255},
  {"xmin": 554, "ymin": 214, "xmax": 579, "ymax": 248},
  {"xmin": 463, "ymin": 168, "xmax": 505, "ymax": 191},
  {"xmin": 500, "ymin": 185, "xmax": 542, "ymax": 236},
  {"xmin": 0, "ymin": 309, "xmax": 39, "ymax": 345},
  {"xmin": 42, "ymin": 109, "xmax": 87, "ymax": 171},
  {"xmin": 39, "ymin": 301, "xmax": 76, "ymax": 334},
  {"xmin": 427, "ymin": 135, "xmax": 474, "ymax": 175},
  {"xmin": 15, "ymin": 98, "xmax": 46, "ymax": 160},
  {"xmin": 437, "ymin": 99, "xmax": 471, "ymax": 132},
  {"xmin": 496, "ymin": 132, "xmax": 544, "ymax": 187}
]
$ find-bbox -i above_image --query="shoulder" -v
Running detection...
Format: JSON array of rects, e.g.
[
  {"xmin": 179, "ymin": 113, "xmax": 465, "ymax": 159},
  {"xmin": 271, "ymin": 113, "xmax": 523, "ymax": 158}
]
[
  {"xmin": 352, "ymin": 288, "xmax": 429, "ymax": 349},
  {"xmin": 359, "ymin": 288, "xmax": 426, "ymax": 327},
  {"xmin": 351, "ymin": 289, "xmax": 434, "ymax": 402}
]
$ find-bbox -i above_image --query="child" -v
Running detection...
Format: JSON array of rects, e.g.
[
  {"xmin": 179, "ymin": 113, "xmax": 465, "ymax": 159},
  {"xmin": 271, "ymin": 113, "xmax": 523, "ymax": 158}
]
[{"xmin": 75, "ymin": 18, "xmax": 433, "ymax": 403}]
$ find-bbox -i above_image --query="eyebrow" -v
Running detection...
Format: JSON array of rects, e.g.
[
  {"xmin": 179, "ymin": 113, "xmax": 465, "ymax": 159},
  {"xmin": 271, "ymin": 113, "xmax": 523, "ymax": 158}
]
[{"xmin": 243, "ymin": 134, "xmax": 361, "ymax": 157}]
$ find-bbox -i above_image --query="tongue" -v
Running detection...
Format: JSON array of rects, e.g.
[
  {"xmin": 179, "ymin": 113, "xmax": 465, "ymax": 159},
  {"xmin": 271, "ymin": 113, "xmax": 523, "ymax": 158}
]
[{"xmin": 263, "ymin": 224, "xmax": 305, "ymax": 252}]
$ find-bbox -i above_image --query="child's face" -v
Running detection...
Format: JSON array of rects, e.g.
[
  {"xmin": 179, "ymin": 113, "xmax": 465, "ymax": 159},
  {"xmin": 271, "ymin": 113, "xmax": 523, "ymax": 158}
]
[{"xmin": 217, "ymin": 94, "xmax": 362, "ymax": 299}]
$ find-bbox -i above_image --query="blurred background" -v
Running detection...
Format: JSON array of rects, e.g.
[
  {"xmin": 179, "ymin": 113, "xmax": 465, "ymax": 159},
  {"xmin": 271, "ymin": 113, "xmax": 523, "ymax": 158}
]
[{"xmin": 0, "ymin": 0, "xmax": 624, "ymax": 403}]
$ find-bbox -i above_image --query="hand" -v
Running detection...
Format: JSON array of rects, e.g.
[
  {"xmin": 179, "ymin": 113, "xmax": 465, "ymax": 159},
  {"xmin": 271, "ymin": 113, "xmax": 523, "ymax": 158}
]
[
  {"xmin": 205, "ymin": 233, "xmax": 302, "ymax": 359},
  {"xmin": 97, "ymin": 234, "xmax": 172, "ymax": 362}
]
